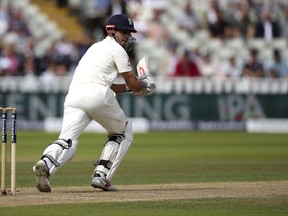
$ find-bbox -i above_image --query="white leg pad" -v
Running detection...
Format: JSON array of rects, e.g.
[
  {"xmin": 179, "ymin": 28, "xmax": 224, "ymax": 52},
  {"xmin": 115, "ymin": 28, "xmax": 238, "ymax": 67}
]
[
  {"xmin": 43, "ymin": 140, "xmax": 78, "ymax": 175},
  {"xmin": 95, "ymin": 120, "xmax": 133, "ymax": 181},
  {"xmin": 94, "ymin": 141, "xmax": 120, "ymax": 175},
  {"xmin": 106, "ymin": 138, "xmax": 131, "ymax": 181}
]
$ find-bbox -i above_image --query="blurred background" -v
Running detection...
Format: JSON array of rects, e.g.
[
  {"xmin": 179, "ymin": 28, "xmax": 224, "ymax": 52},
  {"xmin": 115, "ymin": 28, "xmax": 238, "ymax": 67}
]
[{"xmin": 0, "ymin": 0, "xmax": 288, "ymax": 133}]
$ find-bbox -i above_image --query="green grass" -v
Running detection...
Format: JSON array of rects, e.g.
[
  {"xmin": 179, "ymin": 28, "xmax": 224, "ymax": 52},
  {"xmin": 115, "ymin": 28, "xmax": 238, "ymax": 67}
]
[
  {"xmin": 14, "ymin": 131, "xmax": 288, "ymax": 187},
  {"xmin": 1, "ymin": 131, "xmax": 288, "ymax": 215},
  {"xmin": 2, "ymin": 197, "xmax": 288, "ymax": 216}
]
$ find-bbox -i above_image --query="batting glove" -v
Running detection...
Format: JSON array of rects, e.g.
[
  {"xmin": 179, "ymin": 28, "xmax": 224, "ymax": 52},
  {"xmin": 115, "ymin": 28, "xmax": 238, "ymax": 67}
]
[
  {"xmin": 133, "ymin": 76, "xmax": 156, "ymax": 96},
  {"xmin": 142, "ymin": 75, "xmax": 156, "ymax": 96}
]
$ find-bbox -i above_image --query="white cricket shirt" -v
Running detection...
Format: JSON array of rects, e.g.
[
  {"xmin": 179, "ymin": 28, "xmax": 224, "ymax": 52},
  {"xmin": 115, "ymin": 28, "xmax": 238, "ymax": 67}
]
[{"xmin": 69, "ymin": 36, "xmax": 132, "ymax": 89}]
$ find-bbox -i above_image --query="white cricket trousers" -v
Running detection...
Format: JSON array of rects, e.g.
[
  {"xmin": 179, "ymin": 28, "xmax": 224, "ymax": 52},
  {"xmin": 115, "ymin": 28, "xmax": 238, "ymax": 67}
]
[
  {"xmin": 43, "ymin": 83, "xmax": 132, "ymax": 176},
  {"xmin": 60, "ymin": 83, "xmax": 127, "ymax": 139}
]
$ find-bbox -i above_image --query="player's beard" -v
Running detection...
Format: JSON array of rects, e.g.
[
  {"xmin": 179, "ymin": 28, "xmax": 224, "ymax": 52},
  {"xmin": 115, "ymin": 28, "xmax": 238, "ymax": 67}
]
[{"xmin": 125, "ymin": 37, "xmax": 136, "ymax": 52}]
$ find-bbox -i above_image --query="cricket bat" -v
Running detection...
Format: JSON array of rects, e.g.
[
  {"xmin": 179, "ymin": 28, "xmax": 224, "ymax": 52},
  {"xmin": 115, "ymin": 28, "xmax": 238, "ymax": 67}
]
[
  {"xmin": 136, "ymin": 55, "xmax": 156, "ymax": 96},
  {"xmin": 136, "ymin": 55, "xmax": 150, "ymax": 76}
]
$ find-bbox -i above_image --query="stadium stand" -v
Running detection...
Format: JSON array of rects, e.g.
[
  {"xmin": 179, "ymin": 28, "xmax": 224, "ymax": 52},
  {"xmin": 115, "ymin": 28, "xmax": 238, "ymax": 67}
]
[{"xmin": 0, "ymin": 0, "xmax": 288, "ymax": 82}]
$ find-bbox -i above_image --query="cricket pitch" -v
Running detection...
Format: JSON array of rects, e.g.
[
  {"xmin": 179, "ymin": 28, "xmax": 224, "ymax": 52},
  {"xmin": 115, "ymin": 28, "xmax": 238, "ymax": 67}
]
[{"xmin": 1, "ymin": 181, "xmax": 288, "ymax": 207}]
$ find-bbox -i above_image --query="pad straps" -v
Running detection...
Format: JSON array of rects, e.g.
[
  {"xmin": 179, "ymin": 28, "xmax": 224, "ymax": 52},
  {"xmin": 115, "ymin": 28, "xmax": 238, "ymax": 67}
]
[
  {"xmin": 49, "ymin": 138, "xmax": 72, "ymax": 149},
  {"xmin": 42, "ymin": 138, "xmax": 72, "ymax": 167},
  {"xmin": 41, "ymin": 154, "xmax": 60, "ymax": 167},
  {"xmin": 106, "ymin": 134, "xmax": 124, "ymax": 145},
  {"xmin": 93, "ymin": 160, "xmax": 113, "ymax": 170}
]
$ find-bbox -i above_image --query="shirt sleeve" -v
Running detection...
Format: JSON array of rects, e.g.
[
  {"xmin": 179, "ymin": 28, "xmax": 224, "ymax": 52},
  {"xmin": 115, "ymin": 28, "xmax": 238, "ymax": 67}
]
[{"xmin": 113, "ymin": 45, "xmax": 132, "ymax": 73}]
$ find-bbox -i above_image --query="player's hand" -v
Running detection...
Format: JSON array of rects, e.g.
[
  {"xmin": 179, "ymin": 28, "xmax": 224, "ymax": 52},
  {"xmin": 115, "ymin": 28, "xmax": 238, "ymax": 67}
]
[
  {"xmin": 142, "ymin": 75, "xmax": 156, "ymax": 96},
  {"xmin": 132, "ymin": 89, "xmax": 147, "ymax": 96},
  {"xmin": 133, "ymin": 75, "xmax": 156, "ymax": 96},
  {"xmin": 137, "ymin": 75, "xmax": 147, "ymax": 80}
]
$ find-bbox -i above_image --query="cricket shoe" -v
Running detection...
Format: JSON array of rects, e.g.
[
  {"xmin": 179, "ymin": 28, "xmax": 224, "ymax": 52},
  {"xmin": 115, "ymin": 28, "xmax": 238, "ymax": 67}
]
[
  {"xmin": 33, "ymin": 160, "xmax": 51, "ymax": 192},
  {"xmin": 91, "ymin": 173, "xmax": 117, "ymax": 191}
]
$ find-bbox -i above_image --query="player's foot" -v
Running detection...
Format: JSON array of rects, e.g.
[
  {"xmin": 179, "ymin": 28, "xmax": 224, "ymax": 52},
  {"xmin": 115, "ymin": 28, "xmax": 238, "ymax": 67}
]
[
  {"xmin": 91, "ymin": 173, "xmax": 117, "ymax": 191},
  {"xmin": 33, "ymin": 160, "xmax": 51, "ymax": 192}
]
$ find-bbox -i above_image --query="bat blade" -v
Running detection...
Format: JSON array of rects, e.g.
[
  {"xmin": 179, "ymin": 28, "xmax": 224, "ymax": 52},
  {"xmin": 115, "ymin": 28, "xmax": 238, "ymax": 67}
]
[{"xmin": 136, "ymin": 55, "xmax": 150, "ymax": 76}]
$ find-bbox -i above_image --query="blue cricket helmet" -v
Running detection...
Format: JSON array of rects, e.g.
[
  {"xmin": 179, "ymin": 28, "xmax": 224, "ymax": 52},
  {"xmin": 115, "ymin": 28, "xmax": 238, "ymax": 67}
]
[{"xmin": 106, "ymin": 14, "xmax": 137, "ymax": 33}]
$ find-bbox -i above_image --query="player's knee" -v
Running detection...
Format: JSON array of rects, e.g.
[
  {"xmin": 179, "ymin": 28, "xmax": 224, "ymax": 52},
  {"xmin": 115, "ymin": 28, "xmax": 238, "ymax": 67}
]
[
  {"xmin": 42, "ymin": 139, "xmax": 78, "ymax": 174},
  {"xmin": 106, "ymin": 134, "xmax": 125, "ymax": 144},
  {"xmin": 51, "ymin": 138, "xmax": 72, "ymax": 149}
]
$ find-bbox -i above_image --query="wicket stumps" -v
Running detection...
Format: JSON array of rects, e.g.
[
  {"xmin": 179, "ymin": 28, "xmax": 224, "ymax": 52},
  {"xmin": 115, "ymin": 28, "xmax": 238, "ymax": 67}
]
[{"xmin": 1, "ymin": 107, "xmax": 17, "ymax": 195}]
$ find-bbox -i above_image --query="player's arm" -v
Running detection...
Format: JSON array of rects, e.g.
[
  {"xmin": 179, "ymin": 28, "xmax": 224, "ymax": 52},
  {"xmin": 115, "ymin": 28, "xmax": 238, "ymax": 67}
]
[
  {"xmin": 110, "ymin": 83, "xmax": 127, "ymax": 95},
  {"xmin": 122, "ymin": 70, "xmax": 146, "ymax": 91},
  {"xmin": 110, "ymin": 70, "xmax": 146, "ymax": 95}
]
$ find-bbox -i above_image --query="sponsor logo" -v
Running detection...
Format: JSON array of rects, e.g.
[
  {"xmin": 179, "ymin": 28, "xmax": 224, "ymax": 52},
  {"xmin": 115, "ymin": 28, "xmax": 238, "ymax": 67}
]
[{"xmin": 128, "ymin": 18, "xmax": 133, "ymax": 26}]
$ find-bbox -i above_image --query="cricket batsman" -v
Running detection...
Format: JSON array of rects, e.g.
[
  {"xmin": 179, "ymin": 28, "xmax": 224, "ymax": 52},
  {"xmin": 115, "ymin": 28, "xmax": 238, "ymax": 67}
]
[{"xmin": 33, "ymin": 14, "xmax": 156, "ymax": 192}]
